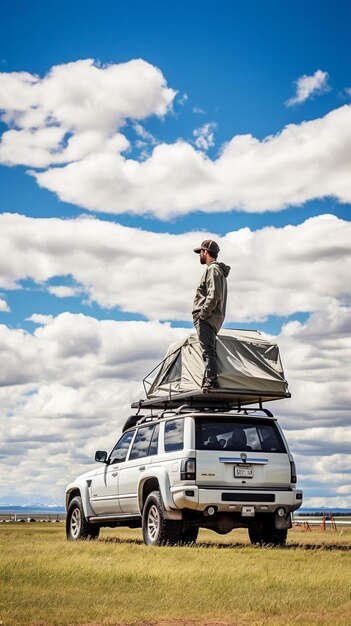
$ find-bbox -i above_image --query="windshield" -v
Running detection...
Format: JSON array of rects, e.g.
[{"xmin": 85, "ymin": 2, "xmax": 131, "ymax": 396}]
[{"xmin": 195, "ymin": 418, "xmax": 286, "ymax": 453}]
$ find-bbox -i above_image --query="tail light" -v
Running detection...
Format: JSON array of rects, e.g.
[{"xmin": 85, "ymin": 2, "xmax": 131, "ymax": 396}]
[
  {"xmin": 290, "ymin": 460, "xmax": 297, "ymax": 484},
  {"xmin": 181, "ymin": 458, "xmax": 196, "ymax": 480}
]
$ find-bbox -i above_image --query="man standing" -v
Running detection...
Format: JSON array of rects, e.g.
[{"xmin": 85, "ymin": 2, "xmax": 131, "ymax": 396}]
[{"xmin": 192, "ymin": 239, "xmax": 231, "ymax": 389}]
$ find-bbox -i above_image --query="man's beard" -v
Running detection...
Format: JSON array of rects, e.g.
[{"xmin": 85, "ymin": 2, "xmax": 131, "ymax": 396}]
[{"xmin": 200, "ymin": 256, "xmax": 206, "ymax": 265}]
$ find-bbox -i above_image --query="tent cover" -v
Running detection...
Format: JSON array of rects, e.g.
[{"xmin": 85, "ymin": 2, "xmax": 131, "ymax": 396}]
[{"xmin": 145, "ymin": 329, "xmax": 290, "ymax": 405}]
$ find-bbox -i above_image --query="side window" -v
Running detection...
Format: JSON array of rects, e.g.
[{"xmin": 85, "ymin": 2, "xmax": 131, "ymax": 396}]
[
  {"xmin": 148, "ymin": 423, "xmax": 159, "ymax": 456},
  {"xmin": 109, "ymin": 431, "xmax": 134, "ymax": 464},
  {"xmin": 259, "ymin": 426, "xmax": 285, "ymax": 452},
  {"xmin": 129, "ymin": 424, "xmax": 155, "ymax": 460},
  {"xmin": 164, "ymin": 419, "xmax": 184, "ymax": 452}
]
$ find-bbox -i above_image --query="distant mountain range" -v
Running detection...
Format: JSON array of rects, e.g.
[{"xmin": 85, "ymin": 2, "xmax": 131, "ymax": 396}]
[
  {"xmin": 0, "ymin": 504, "xmax": 65, "ymax": 513},
  {"xmin": 295, "ymin": 507, "xmax": 351, "ymax": 515}
]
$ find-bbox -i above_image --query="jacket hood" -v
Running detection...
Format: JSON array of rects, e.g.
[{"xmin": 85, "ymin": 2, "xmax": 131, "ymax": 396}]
[{"xmin": 214, "ymin": 262, "xmax": 231, "ymax": 277}]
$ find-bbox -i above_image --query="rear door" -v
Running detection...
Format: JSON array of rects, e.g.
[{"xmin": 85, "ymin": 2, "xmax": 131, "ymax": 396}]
[
  {"xmin": 195, "ymin": 417, "xmax": 290, "ymax": 489},
  {"xmin": 118, "ymin": 423, "xmax": 159, "ymax": 514}
]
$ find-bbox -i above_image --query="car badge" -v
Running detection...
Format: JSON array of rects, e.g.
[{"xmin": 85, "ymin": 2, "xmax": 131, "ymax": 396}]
[{"xmin": 240, "ymin": 453, "xmax": 247, "ymax": 463}]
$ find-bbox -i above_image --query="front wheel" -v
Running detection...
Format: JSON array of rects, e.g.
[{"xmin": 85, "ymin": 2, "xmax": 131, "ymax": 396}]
[
  {"xmin": 142, "ymin": 491, "xmax": 182, "ymax": 546},
  {"xmin": 248, "ymin": 525, "xmax": 287, "ymax": 547},
  {"xmin": 66, "ymin": 496, "xmax": 100, "ymax": 541}
]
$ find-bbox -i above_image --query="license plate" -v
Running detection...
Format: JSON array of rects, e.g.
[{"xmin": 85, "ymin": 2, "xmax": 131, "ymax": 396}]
[
  {"xmin": 242, "ymin": 506, "xmax": 255, "ymax": 517},
  {"xmin": 234, "ymin": 466, "xmax": 253, "ymax": 478}
]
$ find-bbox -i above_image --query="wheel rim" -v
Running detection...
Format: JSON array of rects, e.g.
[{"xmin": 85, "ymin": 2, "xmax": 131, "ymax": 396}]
[
  {"xmin": 70, "ymin": 507, "xmax": 81, "ymax": 539},
  {"xmin": 147, "ymin": 504, "xmax": 160, "ymax": 542}
]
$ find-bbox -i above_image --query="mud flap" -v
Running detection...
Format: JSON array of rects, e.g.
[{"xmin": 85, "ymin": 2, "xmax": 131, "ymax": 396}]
[{"xmin": 275, "ymin": 512, "xmax": 292, "ymax": 529}]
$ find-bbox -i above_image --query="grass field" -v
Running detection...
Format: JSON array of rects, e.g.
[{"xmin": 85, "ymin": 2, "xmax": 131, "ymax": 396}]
[{"xmin": 1, "ymin": 524, "xmax": 350, "ymax": 626}]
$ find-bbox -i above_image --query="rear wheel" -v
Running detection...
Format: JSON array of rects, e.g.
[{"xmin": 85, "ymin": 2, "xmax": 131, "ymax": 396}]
[
  {"xmin": 66, "ymin": 496, "xmax": 100, "ymax": 541},
  {"xmin": 248, "ymin": 525, "xmax": 287, "ymax": 547},
  {"xmin": 142, "ymin": 491, "xmax": 182, "ymax": 546}
]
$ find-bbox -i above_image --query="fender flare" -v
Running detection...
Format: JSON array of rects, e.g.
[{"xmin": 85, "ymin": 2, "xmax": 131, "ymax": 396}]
[
  {"xmin": 138, "ymin": 468, "xmax": 182, "ymax": 520},
  {"xmin": 66, "ymin": 480, "xmax": 96, "ymax": 519}
]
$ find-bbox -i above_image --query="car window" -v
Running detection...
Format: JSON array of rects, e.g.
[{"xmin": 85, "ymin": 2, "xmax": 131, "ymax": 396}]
[
  {"xmin": 164, "ymin": 419, "xmax": 184, "ymax": 452},
  {"xmin": 148, "ymin": 423, "xmax": 159, "ymax": 456},
  {"xmin": 129, "ymin": 424, "xmax": 155, "ymax": 460},
  {"xmin": 109, "ymin": 430, "xmax": 134, "ymax": 464},
  {"xmin": 195, "ymin": 419, "xmax": 286, "ymax": 453}
]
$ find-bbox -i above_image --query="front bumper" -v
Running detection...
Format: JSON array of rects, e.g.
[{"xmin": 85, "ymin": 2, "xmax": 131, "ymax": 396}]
[{"xmin": 171, "ymin": 485, "xmax": 303, "ymax": 515}]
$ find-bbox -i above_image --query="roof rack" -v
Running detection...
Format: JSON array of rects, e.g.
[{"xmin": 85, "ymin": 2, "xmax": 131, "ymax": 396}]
[
  {"xmin": 131, "ymin": 387, "xmax": 290, "ymax": 412},
  {"xmin": 123, "ymin": 404, "xmax": 275, "ymax": 432}
]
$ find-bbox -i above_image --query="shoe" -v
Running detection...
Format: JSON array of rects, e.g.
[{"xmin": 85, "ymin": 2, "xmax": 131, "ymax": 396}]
[{"xmin": 202, "ymin": 380, "xmax": 220, "ymax": 389}]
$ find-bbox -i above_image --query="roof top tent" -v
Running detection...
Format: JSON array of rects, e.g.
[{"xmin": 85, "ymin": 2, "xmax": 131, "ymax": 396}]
[{"xmin": 132, "ymin": 329, "xmax": 290, "ymax": 411}]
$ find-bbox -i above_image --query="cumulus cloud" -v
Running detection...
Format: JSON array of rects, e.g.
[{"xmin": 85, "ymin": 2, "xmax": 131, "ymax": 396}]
[
  {"xmin": 26, "ymin": 314, "xmax": 54, "ymax": 325},
  {"xmin": 47, "ymin": 285, "xmax": 82, "ymax": 298},
  {"xmin": 32, "ymin": 103, "xmax": 351, "ymax": 218},
  {"xmin": 0, "ymin": 213, "xmax": 350, "ymax": 323},
  {"xmin": 0, "ymin": 298, "xmax": 10, "ymax": 312},
  {"xmin": 1, "ymin": 61, "xmax": 350, "ymax": 218},
  {"xmin": 286, "ymin": 70, "xmax": 331, "ymax": 106},
  {"xmin": 0, "ymin": 316, "xmax": 184, "ymax": 502},
  {"xmin": 193, "ymin": 122, "xmax": 216, "ymax": 150},
  {"xmin": 0, "ymin": 59, "xmax": 176, "ymax": 168}
]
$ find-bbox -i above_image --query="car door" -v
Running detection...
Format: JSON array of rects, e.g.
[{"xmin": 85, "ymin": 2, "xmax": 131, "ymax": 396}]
[
  {"xmin": 118, "ymin": 423, "xmax": 159, "ymax": 514},
  {"xmin": 90, "ymin": 430, "xmax": 135, "ymax": 515}
]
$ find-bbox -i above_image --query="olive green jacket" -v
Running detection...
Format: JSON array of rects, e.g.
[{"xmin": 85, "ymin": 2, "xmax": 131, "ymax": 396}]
[{"xmin": 192, "ymin": 261, "xmax": 231, "ymax": 333}]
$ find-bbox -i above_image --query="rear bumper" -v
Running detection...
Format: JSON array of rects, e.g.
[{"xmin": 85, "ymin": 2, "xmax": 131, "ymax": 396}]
[{"xmin": 171, "ymin": 485, "xmax": 303, "ymax": 514}]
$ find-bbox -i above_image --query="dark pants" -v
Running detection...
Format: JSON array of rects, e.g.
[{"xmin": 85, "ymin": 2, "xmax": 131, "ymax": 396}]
[{"xmin": 195, "ymin": 319, "xmax": 218, "ymax": 384}]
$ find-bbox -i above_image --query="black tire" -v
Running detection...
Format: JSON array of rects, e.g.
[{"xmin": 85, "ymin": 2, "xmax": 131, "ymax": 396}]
[
  {"xmin": 248, "ymin": 525, "xmax": 287, "ymax": 547},
  {"xmin": 180, "ymin": 525, "xmax": 199, "ymax": 544},
  {"xmin": 66, "ymin": 496, "xmax": 100, "ymax": 541},
  {"xmin": 142, "ymin": 491, "xmax": 182, "ymax": 546}
]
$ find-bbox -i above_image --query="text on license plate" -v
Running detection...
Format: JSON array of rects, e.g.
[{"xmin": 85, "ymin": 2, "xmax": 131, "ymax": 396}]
[{"xmin": 234, "ymin": 466, "xmax": 254, "ymax": 478}]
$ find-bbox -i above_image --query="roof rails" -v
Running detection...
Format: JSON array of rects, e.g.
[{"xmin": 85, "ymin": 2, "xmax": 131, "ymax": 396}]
[{"xmin": 123, "ymin": 404, "xmax": 275, "ymax": 432}]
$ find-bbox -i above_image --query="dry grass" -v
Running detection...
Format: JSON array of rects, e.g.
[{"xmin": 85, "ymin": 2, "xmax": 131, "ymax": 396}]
[{"xmin": 0, "ymin": 524, "xmax": 350, "ymax": 626}]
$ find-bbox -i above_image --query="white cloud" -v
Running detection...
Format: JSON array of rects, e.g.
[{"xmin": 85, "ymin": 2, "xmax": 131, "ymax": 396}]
[
  {"xmin": 133, "ymin": 122, "xmax": 157, "ymax": 144},
  {"xmin": 31, "ymin": 103, "xmax": 351, "ymax": 218},
  {"xmin": 0, "ymin": 213, "xmax": 350, "ymax": 324},
  {"xmin": 0, "ymin": 61, "xmax": 350, "ymax": 218},
  {"xmin": 47, "ymin": 285, "xmax": 81, "ymax": 298},
  {"xmin": 286, "ymin": 70, "xmax": 331, "ymax": 107},
  {"xmin": 193, "ymin": 122, "xmax": 216, "ymax": 151},
  {"xmin": 0, "ymin": 298, "xmax": 10, "ymax": 312},
  {"xmin": 193, "ymin": 106, "xmax": 205, "ymax": 114},
  {"xmin": 0, "ymin": 315, "xmax": 185, "ymax": 502},
  {"xmin": 0, "ymin": 59, "xmax": 176, "ymax": 168},
  {"xmin": 26, "ymin": 314, "xmax": 54, "ymax": 325},
  {"xmin": 178, "ymin": 93, "xmax": 188, "ymax": 106}
]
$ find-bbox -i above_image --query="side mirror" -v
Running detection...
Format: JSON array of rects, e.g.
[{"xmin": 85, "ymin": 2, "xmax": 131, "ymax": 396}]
[{"xmin": 95, "ymin": 450, "xmax": 108, "ymax": 463}]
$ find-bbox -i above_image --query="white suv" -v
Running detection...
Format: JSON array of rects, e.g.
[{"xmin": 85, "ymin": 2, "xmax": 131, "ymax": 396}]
[{"xmin": 66, "ymin": 407, "xmax": 303, "ymax": 546}]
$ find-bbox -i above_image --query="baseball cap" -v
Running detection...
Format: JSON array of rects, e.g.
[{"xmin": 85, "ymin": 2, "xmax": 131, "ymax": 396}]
[{"xmin": 193, "ymin": 239, "xmax": 220, "ymax": 255}]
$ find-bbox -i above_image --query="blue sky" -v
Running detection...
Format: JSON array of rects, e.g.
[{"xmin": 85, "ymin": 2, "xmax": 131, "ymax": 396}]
[{"xmin": 0, "ymin": 0, "xmax": 350, "ymax": 507}]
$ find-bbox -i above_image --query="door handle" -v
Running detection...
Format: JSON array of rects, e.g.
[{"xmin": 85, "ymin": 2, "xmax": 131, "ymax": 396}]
[
  {"xmin": 111, "ymin": 471, "xmax": 118, "ymax": 477},
  {"xmin": 139, "ymin": 466, "xmax": 146, "ymax": 471}
]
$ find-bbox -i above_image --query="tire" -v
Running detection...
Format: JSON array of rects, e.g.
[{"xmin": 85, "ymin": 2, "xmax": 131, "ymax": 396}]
[
  {"xmin": 142, "ymin": 491, "xmax": 182, "ymax": 546},
  {"xmin": 180, "ymin": 525, "xmax": 199, "ymax": 544},
  {"xmin": 248, "ymin": 525, "xmax": 287, "ymax": 547},
  {"xmin": 66, "ymin": 496, "xmax": 100, "ymax": 541}
]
